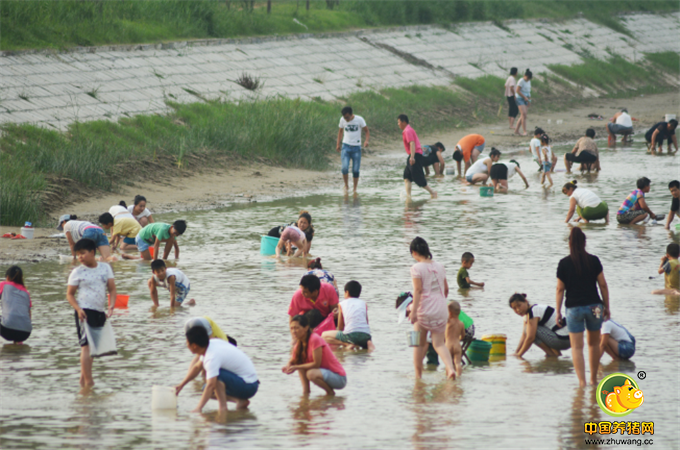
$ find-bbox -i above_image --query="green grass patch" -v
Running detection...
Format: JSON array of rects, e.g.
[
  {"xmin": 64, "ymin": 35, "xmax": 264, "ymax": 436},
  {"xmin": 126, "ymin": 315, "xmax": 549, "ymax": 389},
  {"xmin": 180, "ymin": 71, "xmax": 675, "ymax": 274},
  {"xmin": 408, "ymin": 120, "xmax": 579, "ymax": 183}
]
[
  {"xmin": 1, "ymin": 0, "xmax": 677, "ymax": 51},
  {"xmin": 0, "ymin": 85, "xmax": 468, "ymax": 226},
  {"xmin": 645, "ymin": 51, "xmax": 680, "ymax": 76},
  {"xmin": 548, "ymin": 56, "xmax": 673, "ymax": 97}
]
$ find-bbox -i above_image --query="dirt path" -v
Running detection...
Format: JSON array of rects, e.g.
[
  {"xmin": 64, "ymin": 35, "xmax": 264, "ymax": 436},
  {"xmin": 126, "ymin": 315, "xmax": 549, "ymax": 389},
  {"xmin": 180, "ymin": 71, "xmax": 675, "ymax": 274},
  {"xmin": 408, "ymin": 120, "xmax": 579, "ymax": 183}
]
[{"xmin": 1, "ymin": 92, "xmax": 677, "ymax": 263}]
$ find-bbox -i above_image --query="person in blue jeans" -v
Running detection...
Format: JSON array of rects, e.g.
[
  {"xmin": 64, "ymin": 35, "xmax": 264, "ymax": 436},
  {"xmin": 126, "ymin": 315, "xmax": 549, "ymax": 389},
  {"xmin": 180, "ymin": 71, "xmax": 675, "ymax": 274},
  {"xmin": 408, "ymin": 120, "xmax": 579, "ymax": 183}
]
[
  {"xmin": 555, "ymin": 227, "xmax": 611, "ymax": 387},
  {"xmin": 336, "ymin": 106, "xmax": 369, "ymax": 195},
  {"xmin": 600, "ymin": 320, "xmax": 635, "ymax": 361}
]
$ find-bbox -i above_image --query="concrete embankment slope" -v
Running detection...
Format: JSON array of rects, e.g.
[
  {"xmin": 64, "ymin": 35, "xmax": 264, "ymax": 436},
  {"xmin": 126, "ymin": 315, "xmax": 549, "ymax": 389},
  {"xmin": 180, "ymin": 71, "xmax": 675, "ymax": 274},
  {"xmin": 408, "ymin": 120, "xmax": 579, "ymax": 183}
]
[{"xmin": 1, "ymin": 12, "xmax": 678, "ymax": 130}]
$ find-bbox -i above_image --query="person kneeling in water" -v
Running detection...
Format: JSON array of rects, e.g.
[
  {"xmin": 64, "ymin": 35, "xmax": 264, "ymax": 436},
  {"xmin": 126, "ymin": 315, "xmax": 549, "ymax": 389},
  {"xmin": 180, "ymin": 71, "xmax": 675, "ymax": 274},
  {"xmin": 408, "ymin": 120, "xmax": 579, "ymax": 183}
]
[
  {"xmin": 509, "ymin": 293, "xmax": 570, "ymax": 357},
  {"xmin": 562, "ymin": 181, "xmax": 609, "ymax": 224},
  {"xmin": 149, "ymin": 259, "xmax": 195, "ymax": 307},
  {"xmin": 322, "ymin": 280, "xmax": 375, "ymax": 351},
  {"xmin": 176, "ymin": 326, "xmax": 258, "ymax": 412}
]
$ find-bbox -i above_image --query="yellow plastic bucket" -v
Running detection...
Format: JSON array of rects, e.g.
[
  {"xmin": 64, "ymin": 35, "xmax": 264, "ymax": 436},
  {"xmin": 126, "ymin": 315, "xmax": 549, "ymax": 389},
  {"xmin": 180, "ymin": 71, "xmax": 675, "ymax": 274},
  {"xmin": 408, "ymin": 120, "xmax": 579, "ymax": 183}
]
[{"xmin": 481, "ymin": 334, "xmax": 507, "ymax": 356}]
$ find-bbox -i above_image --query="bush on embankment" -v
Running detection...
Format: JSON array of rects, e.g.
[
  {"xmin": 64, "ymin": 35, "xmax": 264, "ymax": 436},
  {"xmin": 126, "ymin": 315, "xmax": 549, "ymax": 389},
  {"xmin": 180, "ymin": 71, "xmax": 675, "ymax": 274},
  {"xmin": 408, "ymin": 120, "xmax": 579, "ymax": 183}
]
[{"xmin": 1, "ymin": 0, "xmax": 677, "ymax": 51}]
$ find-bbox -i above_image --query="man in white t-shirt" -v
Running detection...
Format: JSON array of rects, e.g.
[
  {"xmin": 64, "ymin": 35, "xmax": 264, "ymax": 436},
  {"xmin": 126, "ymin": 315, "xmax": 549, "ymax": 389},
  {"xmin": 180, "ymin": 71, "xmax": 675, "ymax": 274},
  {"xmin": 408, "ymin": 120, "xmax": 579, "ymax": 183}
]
[
  {"xmin": 176, "ymin": 326, "xmax": 259, "ymax": 413},
  {"xmin": 607, "ymin": 108, "xmax": 634, "ymax": 144},
  {"xmin": 336, "ymin": 106, "xmax": 369, "ymax": 195}
]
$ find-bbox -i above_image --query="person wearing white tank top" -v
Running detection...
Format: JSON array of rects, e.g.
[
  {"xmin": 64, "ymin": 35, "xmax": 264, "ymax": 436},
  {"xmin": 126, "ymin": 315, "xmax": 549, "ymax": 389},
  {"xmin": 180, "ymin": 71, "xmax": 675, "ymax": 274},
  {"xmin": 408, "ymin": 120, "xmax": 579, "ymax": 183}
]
[
  {"xmin": 321, "ymin": 281, "xmax": 375, "ymax": 351},
  {"xmin": 562, "ymin": 181, "xmax": 609, "ymax": 224},
  {"xmin": 607, "ymin": 109, "xmax": 634, "ymax": 143}
]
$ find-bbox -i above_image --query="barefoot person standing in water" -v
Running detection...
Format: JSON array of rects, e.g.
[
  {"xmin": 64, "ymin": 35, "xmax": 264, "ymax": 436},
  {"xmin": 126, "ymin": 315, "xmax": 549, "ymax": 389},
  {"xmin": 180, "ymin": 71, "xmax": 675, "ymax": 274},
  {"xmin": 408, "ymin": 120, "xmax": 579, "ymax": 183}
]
[
  {"xmin": 336, "ymin": 106, "xmax": 369, "ymax": 195},
  {"xmin": 408, "ymin": 237, "xmax": 455, "ymax": 379},
  {"xmin": 398, "ymin": 115, "xmax": 437, "ymax": 199}
]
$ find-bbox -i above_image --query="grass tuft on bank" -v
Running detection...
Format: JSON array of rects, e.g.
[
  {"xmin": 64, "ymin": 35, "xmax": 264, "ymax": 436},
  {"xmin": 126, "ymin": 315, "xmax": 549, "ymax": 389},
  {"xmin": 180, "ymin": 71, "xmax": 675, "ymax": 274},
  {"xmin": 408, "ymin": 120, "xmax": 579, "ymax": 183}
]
[{"xmin": 1, "ymin": 0, "xmax": 677, "ymax": 51}]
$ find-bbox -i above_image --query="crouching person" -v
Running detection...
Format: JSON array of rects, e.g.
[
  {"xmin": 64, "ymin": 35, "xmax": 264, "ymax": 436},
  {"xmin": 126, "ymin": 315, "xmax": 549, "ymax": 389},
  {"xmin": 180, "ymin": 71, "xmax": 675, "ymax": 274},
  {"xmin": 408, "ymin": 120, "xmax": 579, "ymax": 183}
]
[{"xmin": 175, "ymin": 326, "xmax": 259, "ymax": 412}]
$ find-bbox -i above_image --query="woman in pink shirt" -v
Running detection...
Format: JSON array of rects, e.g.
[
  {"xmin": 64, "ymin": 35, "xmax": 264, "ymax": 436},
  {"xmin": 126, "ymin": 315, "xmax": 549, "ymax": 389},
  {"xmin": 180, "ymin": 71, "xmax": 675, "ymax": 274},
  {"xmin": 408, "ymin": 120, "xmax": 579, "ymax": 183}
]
[
  {"xmin": 409, "ymin": 237, "xmax": 455, "ymax": 379},
  {"xmin": 282, "ymin": 314, "xmax": 347, "ymax": 396},
  {"xmin": 398, "ymin": 114, "xmax": 437, "ymax": 199}
]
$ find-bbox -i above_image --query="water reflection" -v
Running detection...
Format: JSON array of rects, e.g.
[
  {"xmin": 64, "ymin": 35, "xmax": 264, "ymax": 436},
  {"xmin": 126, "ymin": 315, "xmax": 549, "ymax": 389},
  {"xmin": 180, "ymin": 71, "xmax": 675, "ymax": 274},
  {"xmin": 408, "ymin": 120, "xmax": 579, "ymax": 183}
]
[
  {"xmin": 290, "ymin": 396, "xmax": 346, "ymax": 437},
  {"xmin": 411, "ymin": 381, "xmax": 462, "ymax": 450},
  {"xmin": 664, "ymin": 294, "xmax": 680, "ymax": 315},
  {"xmin": 559, "ymin": 387, "xmax": 602, "ymax": 450}
]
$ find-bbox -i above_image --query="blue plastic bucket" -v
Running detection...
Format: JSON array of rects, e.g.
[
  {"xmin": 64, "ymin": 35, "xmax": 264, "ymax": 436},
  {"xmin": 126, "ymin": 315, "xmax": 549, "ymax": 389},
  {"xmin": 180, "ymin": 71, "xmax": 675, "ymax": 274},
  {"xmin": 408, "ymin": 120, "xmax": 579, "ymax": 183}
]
[
  {"xmin": 260, "ymin": 235, "xmax": 279, "ymax": 255},
  {"xmin": 480, "ymin": 186, "xmax": 494, "ymax": 197}
]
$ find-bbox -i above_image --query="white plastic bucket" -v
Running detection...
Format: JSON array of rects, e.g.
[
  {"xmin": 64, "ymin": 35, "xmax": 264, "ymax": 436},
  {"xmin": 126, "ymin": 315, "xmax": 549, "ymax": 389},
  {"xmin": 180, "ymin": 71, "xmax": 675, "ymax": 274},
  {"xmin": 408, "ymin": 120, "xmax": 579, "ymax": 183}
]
[
  {"xmin": 152, "ymin": 385, "xmax": 177, "ymax": 410},
  {"xmin": 20, "ymin": 227, "xmax": 34, "ymax": 239},
  {"xmin": 665, "ymin": 114, "xmax": 676, "ymax": 122}
]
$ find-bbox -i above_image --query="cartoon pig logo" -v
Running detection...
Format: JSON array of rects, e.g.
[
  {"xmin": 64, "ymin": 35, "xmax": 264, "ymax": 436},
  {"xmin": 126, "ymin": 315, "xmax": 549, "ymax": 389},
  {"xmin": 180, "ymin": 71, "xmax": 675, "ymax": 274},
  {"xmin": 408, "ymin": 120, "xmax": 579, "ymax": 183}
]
[{"xmin": 604, "ymin": 379, "xmax": 644, "ymax": 413}]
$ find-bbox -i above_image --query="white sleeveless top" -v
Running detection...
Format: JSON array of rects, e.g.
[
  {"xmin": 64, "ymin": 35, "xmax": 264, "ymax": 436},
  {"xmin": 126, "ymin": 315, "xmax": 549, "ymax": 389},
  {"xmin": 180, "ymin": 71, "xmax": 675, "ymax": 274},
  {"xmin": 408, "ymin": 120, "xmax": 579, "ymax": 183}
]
[
  {"xmin": 616, "ymin": 112, "xmax": 633, "ymax": 128},
  {"xmin": 465, "ymin": 157, "xmax": 491, "ymax": 177},
  {"xmin": 570, "ymin": 188, "xmax": 602, "ymax": 209}
]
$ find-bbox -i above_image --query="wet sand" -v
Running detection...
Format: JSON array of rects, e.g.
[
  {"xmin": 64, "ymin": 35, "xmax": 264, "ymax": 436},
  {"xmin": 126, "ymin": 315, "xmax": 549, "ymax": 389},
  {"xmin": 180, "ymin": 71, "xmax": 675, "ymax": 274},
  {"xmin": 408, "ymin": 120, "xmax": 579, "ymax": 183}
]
[{"xmin": 1, "ymin": 92, "xmax": 677, "ymax": 263}]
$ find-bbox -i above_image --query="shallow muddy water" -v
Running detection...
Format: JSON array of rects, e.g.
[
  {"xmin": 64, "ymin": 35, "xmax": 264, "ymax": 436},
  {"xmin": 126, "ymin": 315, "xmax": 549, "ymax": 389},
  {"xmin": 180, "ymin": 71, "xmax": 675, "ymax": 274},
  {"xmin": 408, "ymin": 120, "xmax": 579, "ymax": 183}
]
[{"xmin": 1, "ymin": 140, "xmax": 679, "ymax": 449}]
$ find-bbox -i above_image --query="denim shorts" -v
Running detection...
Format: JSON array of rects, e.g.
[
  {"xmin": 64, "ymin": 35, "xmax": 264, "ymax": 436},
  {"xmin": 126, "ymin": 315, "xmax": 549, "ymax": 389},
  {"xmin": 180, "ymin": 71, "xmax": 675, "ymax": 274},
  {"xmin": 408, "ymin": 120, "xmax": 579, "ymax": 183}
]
[
  {"xmin": 542, "ymin": 162, "xmax": 552, "ymax": 172},
  {"xmin": 123, "ymin": 236, "xmax": 136, "ymax": 245},
  {"xmin": 82, "ymin": 228, "xmax": 109, "ymax": 247},
  {"xmin": 618, "ymin": 340, "xmax": 635, "ymax": 359},
  {"xmin": 566, "ymin": 304, "xmax": 604, "ymax": 333},
  {"xmin": 135, "ymin": 235, "xmax": 151, "ymax": 252},
  {"xmin": 214, "ymin": 369, "xmax": 259, "ymax": 400},
  {"xmin": 174, "ymin": 283, "xmax": 190, "ymax": 304},
  {"xmin": 341, "ymin": 144, "xmax": 361, "ymax": 178},
  {"xmin": 465, "ymin": 174, "xmax": 474, "ymax": 183},
  {"xmin": 320, "ymin": 368, "xmax": 347, "ymax": 390},
  {"xmin": 516, "ymin": 96, "xmax": 530, "ymax": 106},
  {"xmin": 474, "ymin": 142, "xmax": 485, "ymax": 154}
]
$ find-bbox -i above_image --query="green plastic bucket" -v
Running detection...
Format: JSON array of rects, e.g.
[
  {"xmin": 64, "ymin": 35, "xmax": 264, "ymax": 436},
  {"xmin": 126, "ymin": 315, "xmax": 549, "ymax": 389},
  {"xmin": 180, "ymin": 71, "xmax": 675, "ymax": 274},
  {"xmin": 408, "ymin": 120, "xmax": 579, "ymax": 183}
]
[
  {"xmin": 480, "ymin": 186, "xmax": 494, "ymax": 197},
  {"xmin": 260, "ymin": 235, "xmax": 279, "ymax": 255},
  {"xmin": 468, "ymin": 339, "xmax": 492, "ymax": 362}
]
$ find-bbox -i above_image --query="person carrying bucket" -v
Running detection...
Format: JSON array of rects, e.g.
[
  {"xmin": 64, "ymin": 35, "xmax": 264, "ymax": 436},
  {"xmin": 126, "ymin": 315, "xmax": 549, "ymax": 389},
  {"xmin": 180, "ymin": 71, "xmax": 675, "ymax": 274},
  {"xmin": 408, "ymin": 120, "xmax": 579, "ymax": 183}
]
[{"xmin": 509, "ymin": 293, "xmax": 570, "ymax": 357}]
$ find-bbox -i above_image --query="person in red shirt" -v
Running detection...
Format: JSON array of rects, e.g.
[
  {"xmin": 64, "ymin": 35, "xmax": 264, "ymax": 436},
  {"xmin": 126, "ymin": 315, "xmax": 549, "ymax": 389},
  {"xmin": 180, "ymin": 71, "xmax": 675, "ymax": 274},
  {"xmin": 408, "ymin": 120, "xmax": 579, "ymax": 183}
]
[
  {"xmin": 288, "ymin": 275, "xmax": 339, "ymax": 323},
  {"xmin": 398, "ymin": 114, "xmax": 437, "ymax": 199},
  {"xmin": 451, "ymin": 134, "xmax": 486, "ymax": 176},
  {"xmin": 282, "ymin": 314, "xmax": 347, "ymax": 396}
]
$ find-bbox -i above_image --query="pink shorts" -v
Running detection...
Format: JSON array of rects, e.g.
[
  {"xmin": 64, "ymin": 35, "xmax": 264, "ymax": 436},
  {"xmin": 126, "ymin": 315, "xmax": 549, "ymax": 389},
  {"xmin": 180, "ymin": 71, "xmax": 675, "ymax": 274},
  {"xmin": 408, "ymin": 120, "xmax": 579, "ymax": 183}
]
[
  {"xmin": 416, "ymin": 314, "xmax": 447, "ymax": 334},
  {"xmin": 280, "ymin": 227, "xmax": 304, "ymax": 244}
]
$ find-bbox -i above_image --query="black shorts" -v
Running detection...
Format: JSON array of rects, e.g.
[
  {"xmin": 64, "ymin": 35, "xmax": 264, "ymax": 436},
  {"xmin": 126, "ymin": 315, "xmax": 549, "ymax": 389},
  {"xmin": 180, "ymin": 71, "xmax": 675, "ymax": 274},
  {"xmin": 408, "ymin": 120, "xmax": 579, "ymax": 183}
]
[
  {"xmin": 403, "ymin": 153, "xmax": 427, "ymax": 187},
  {"xmin": 75, "ymin": 309, "xmax": 107, "ymax": 347},
  {"xmin": 267, "ymin": 226, "xmax": 282, "ymax": 238},
  {"xmin": 421, "ymin": 151, "xmax": 440, "ymax": 168},
  {"xmin": 490, "ymin": 164, "xmax": 507, "ymax": 180},
  {"xmin": 0, "ymin": 324, "xmax": 31, "ymax": 342},
  {"xmin": 507, "ymin": 96, "xmax": 518, "ymax": 118},
  {"xmin": 565, "ymin": 152, "xmax": 597, "ymax": 163}
]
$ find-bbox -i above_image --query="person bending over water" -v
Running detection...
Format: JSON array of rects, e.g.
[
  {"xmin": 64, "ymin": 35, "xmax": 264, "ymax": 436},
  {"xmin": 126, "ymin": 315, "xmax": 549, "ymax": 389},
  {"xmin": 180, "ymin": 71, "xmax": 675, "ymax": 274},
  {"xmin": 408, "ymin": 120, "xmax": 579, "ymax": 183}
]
[
  {"xmin": 464, "ymin": 148, "xmax": 501, "ymax": 185},
  {"xmin": 283, "ymin": 315, "xmax": 347, "ymax": 396},
  {"xmin": 409, "ymin": 237, "xmax": 455, "ymax": 379},
  {"xmin": 616, "ymin": 177, "xmax": 660, "ymax": 225},
  {"xmin": 136, "ymin": 221, "xmax": 187, "ymax": 261},
  {"xmin": 490, "ymin": 160, "xmax": 529, "ymax": 193},
  {"xmin": 645, "ymin": 119, "xmax": 678, "ymax": 155},
  {"xmin": 564, "ymin": 129, "xmax": 599, "ymax": 173},
  {"xmin": 652, "ymin": 243, "xmax": 680, "ymax": 296},
  {"xmin": 556, "ymin": 227, "xmax": 610, "ymax": 387},
  {"xmin": 58, "ymin": 215, "xmax": 117, "ymax": 262},
  {"xmin": 422, "ymin": 142, "xmax": 446, "ymax": 176},
  {"xmin": 98, "ymin": 212, "xmax": 141, "ymax": 252},
  {"xmin": 176, "ymin": 326, "xmax": 259, "ymax": 412},
  {"xmin": 509, "ymin": 293, "xmax": 570, "ymax": 357},
  {"xmin": 562, "ymin": 181, "xmax": 609, "ymax": 224},
  {"xmin": 452, "ymin": 134, "xmax": 486, "ymax": 176},
  {"xmin": 600, "ymin": 320, "xmax": 635, "ymax": 361},
  {"xmin": 148, "ymin": 259, "xmax": 195, "ymax": 307},
  {"xmin": 398, "ymin": 114, "xmax": 437, "ymax": 199},
  {"xmin": 276, "ymin": 224, "xmax": 308, "ymax": 258},
  {"xmin": 0, "ymin": 266, "xmax": 32, "ymax": 344}
]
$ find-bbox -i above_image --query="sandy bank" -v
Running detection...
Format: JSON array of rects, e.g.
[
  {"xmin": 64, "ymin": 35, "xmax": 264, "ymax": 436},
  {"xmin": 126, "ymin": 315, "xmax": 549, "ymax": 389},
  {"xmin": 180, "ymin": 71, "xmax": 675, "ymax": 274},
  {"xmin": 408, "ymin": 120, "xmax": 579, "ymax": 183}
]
[{"xmin": 1, "ymin": 92, "xmax": 677, "ymax": 263}]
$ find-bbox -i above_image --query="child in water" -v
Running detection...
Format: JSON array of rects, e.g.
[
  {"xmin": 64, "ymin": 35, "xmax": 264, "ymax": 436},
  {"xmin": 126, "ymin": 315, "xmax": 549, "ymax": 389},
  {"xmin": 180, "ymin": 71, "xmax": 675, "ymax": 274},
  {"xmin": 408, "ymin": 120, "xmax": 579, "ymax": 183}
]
[
  {"xmin": 652, "ymin": 243, "xmax": 680, "ymax": 295},
  {"xmin": 66, "ymin": 238, "xmax": 117, "ymax": 388},
  {"xmin": 457, "ymin": 252, "xmax": 484, "ymax": 289},
  {"xmin": 540, "ymin": 133, "xmax": 554, "ymax": 187},
  {"xmin": 0, "ymin": 266, "xmax": 32, "ymax": 344},
  {"xmin": 445, "ymin": 301, "xmax": 465, "ymax": 378},
  {"xmin": 275, "ymin": 224, "xmax": 308, "ymax": 258},
  {"xmin": 148, "ymin": 259, "xmax": 195, "ymax": 307},
  {"xmin": 322, "ymin": 280, "xmax": 375, "ymax": 351}
]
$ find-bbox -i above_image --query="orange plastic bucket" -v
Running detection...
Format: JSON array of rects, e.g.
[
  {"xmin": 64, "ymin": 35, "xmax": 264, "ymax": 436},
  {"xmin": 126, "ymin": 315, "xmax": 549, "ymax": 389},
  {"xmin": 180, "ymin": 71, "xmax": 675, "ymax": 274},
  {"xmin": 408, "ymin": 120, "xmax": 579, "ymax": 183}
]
[
  {"xmin": 148, "ymin": 247, "xmax": 155, "ymax": 258},
  {"xmin": 108, "ymin": 294, "xmax": 130, "ymax": 308}
]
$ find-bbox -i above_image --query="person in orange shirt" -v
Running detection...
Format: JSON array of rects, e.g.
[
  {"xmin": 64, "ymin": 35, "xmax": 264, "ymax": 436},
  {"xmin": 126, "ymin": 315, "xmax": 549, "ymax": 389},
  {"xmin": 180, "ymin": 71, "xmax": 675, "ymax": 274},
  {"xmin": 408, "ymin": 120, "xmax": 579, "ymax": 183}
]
[{"xmin": 452, "ymin": 134, "xmax": 485, "ymax": 176}]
